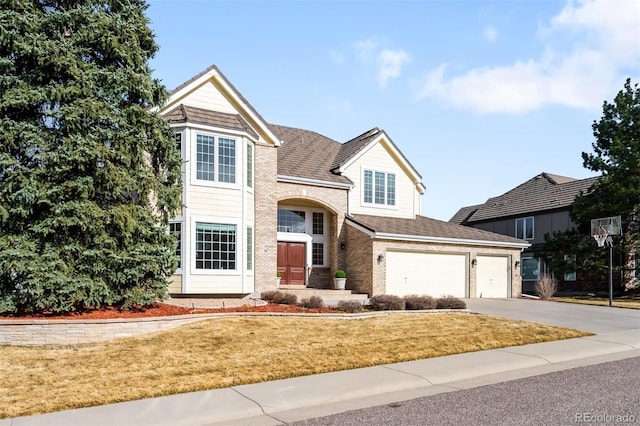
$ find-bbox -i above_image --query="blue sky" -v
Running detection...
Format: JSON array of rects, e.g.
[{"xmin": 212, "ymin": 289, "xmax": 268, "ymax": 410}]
[{"xmin": 146, "ymin": 0, "xmax": 639, "ymax": 221}]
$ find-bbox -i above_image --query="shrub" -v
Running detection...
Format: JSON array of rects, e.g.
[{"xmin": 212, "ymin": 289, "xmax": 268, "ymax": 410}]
[
  {"xmin": 336, "ymin": 300, "xmax": 364, "ymax": 313},
  {"xmin": 276, "ymin": 271, "xmax": 281, "ymax": 278},
  {"xmin": 335, "ymin": 269, "xmax": 347, "ymax": 278},
  {"xmin": 261, "ymin": 291, "xmax": 297, "ymax": 305},
  {"xmin": 272, "ymin": 292, "xmax": 298, "ymax": 305},
  {"xmin": 404, "ymin": 295, "xmax": 436, "ymax": 310},
  {"xmin": 260, "ymin": 290, "xmax": 278, "ymax": 302},
  {"xmin": 368, "ymin": 295, "xmax": 405, "ymax": 311},
  {"xmin": 436, "ymin": 296, "xmax": 467, "ymax": 309},
  {"xmin": 535, "ymin": 273, "xmax": 558, "ymax": 299},
  {"xmin": 301, "ymin": 296, "xmax": 324, "ymax": 309}
]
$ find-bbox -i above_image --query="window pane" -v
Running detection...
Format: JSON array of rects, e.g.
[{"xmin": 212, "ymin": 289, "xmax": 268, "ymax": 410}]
[
  {"xmin": 386, "ymin": 174, "xmax": 395, "ymax": 206},
  {"xmin": 196, "ymin": 134, "xmax": 215, "ymax": 181},
  {"xmin": 374, "ymin": 172, "xmax": 385, "ymax": 204},
  {"xmin": 218, "ymin": 138, "xmax": 236, "ymax": 183},
  {"xmin": 364, "ymin": 170, "xmax": 373, "ymax": 203},
  {"xmin": 564, "ymin": 254, "xmax": 576, "ymax": 281},
  {"xmin": 277, "ymin": 210, "xmax": 306, "ymax": 233},
  {"xmin": 525, "ymin": 217, "xmax": 534, "ymax": 239},
  {"xmin": 312, "ymin": 242, "xmax": 324, "ymax": 266},
  {"xmin": 195, "ymin": 222, "xmax": 236, "ymax": 270},
  {"xmin": 246, "ymin": 227, "xmax": 253, "ymax": 270},
  {"xmin": 521, "ymin": 258, "xmax": 539, "ymax": 280},
  {"xmin": 175, "ymin": 133, "xmax": 182, "ymax": 154},
  {"xmin": 169, "ymin": 222, "xmax": 181, "ymax": 269},
  {"xmin": 312, "ymin": 212, "xmax": 324, "ymax": 235},
  {"xmin": 246, "ymin": 144, "xmax": 253, "ymax": 188}
]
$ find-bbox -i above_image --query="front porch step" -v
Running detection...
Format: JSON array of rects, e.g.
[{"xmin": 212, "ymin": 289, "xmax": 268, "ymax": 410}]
[{"xmin": 275, "ymin": 288, "xmax": 369, "ymax": 307}]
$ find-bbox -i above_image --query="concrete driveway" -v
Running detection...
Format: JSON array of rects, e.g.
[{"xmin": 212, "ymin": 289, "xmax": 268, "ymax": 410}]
[{"xmin": 465, "ymin": 298, "xmax": 640, "ymax": 334}]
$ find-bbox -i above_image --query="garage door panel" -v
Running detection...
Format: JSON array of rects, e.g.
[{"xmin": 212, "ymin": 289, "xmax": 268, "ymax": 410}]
[
  {"xmin": 476, "ymin": 256, "xmax": 509, "ymax": 298},
  {"xmin": 386, "ymin": 251, "xmax": 467, "ymax": 298}
]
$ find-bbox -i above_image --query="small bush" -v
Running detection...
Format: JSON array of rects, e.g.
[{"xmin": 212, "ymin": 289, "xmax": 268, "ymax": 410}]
[
  {"xmin": 404, "ymin": 295, "xmax": 436, "ymax": 310},
  {"xmin": 336, "ymin": 300, "xmax": 364, "ymax": 313},
  {"xmin": 260, "ymin": 290, "xmax": 278, "ymax": 302},
  {"xmin": 335, "ymin": 269, "xmax": 347, "ymax": 278},
  {"xmin": 535, "ymin": 273, "xmax": 558, "ymax": 299},
  {"xmin": 301, "ymin": 296, "xmax": 324, "ymax": 309},
  {"xmin": 272, "ymin": 292, "xmax": 298, "ymax": 305},
  {"xmin": 436, "ymin": 296, "xmax": 466, "ymax": 309},
  {"xmin": 261, "ymin": 291, "xmax": 297, "ymax": 305},
  {"xmin": 369, "ymin": 295, "xmax": 405, "ymax": 311}
]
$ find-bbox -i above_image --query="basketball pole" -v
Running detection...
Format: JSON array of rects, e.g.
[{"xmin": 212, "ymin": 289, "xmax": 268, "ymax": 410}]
[{"xmin": 608, "ymin": 241, "xmax": 613, "ymax": 307}]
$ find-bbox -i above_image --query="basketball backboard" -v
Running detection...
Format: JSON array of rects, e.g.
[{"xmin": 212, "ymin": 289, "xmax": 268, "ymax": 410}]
[{"xmin": 590, "ymin": 215, "xmax": 622, "ymax": 237}]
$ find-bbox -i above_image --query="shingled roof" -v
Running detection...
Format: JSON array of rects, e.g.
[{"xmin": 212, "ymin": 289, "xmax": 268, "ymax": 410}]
[
  {"xmin": 163, "ymin": 105, "xmax": 259, "ymax": 139},
  {"xmin": 270, "ymin": 124, "xmax": 354, "ymax": 186},
  {"xmin": 450, "ymin": 173, "xmax": 600, "ymax": 224},
  {"xmin": 348, "ymin": 214, "xmax": 529, "ymax": 247}
]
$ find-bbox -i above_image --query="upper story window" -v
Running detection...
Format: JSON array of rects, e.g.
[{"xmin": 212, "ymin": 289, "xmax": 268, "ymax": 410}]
[
  {"xmin": 175, "ymin": 133, "xmax": 182, "ymax": 154},
  {"xmin": 246, "ymin": 143, "xmax": 253, "ymax": 188},
  {"xmin": 516, "ymin": 217, "xmax": 534, "ymax": 240},
  {"xmin": 364, "ymin": 170, "xmax": 396, "ymax": 206},
  {"xmin": 196, "ymin": 133, "xmax": 236, "ymax": 183}
]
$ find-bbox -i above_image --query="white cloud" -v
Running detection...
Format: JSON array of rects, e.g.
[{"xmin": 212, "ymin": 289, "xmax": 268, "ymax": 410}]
[
  {"xmin": 483, "ymin": 26, "xmax": 498, "ymax": 42},
  {"xmin": 354, "ymin": 38, "xmax": 378, "ymax": 65},
  {"xmin": 377, "ymin": 49, "xmax": 411, "ymax": 88},
  {"xmin": 417, "ymin": 0, "xmax": 640, "ymax": 114}
]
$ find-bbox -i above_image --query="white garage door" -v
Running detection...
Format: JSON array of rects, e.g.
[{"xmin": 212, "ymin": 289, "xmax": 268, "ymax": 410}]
[
  {"xmin": 385, "ymin": 251, "xmax": 467, "ymax": 298},
  {"xmin": 476, "ymin": 255, "xmax": 510, "ymax": 298}
]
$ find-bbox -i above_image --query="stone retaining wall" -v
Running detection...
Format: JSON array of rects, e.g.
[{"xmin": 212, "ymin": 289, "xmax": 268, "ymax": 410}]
[{"xmin": 0, "ymin": 314, "xmax": 219, "ymax": 346}]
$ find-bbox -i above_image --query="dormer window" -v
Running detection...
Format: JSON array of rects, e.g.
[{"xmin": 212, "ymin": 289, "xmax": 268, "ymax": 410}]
[{"xmin": 364, "ymin": 170, "xmax": 395, "ymax": 206}]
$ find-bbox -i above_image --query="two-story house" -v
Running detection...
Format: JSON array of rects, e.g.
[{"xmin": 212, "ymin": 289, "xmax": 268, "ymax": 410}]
[
  {"xmin": 450, "ymin": 173, "xmax": 599, "ymax": 294},
  {"xmin": 160, "ymin": 65, "xmax": 530, "ymax": 300}
]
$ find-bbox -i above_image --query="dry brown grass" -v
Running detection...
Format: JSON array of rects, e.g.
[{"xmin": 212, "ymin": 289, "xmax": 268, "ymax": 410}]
[
  {"xmin": 552, "ymin": 297, "xmax": 640, "ymax": 310},
  {"xmin": 0, "ymin": 313, "xmax": 590, "ymax": 419}
]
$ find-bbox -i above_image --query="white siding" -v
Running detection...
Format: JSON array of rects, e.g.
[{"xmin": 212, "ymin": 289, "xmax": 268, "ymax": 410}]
[
  {"xmin": 180, "ymin": 81, "xmax": 237, "ymax": 114},
  {"xmin": 343, "ymin": 142, "xmax": 418, "ymax": 219}
]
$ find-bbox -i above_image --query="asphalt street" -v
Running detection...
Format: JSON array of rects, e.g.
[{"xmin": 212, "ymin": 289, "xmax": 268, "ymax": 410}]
[{"xmin": 289, "ymin": 356, "xmax": 640, "ymax": 426}]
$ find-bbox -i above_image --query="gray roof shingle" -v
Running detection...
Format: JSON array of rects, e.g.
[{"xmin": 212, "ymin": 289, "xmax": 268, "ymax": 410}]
[
  {"xmin": 450, "ymin": 172, "xmax": 600, "ymax": 223},
  {"xmin": 163, "ymin": 105, "xmax": 259, "ymax": 139},
  {"xmin": 349, "ymin": 214, "xmax": 528, "ymax": 246}
]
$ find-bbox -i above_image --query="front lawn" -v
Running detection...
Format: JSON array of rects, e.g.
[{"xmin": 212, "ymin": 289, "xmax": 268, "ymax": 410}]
[
  {"xmin": 552, "ymin": 296, "xmax": 640, "ymax": 310},
  {"xmin": 0, "ymin": 313, "xmax": 590, "ymax": 419}
]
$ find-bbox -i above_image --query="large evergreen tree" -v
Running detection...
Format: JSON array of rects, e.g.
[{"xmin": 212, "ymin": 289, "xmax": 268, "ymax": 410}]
[
  {"xmin": 0, "ymin": 0, "xmax": 182, "ymax": 313},
  {"xmin": 540, "ymin": 79, "xmax": 639, "ymax": 292}
]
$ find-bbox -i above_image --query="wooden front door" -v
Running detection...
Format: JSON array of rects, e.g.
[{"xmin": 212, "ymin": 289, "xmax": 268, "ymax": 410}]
[{"xmin": 277, "ymin": 242, "xmax": 306, "ymax": 285}]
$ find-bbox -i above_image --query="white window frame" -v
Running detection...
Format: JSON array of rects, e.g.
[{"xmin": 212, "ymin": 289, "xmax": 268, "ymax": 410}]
[
  {"xmin": 516, "ymin": 217, "xmax": 534, "ymax": 240},
  {"xmin": 246, "ymin": 225, "xmax": 253, "ymax": 273},
  {"xmin": 362, "ymin": 168, "xmax": 397, "ymax": 208},
  {"xmin": 277, "ymin": 206, "xmax": 328, "ymax": 268},
  {"xmin": 190, "ymin": 217, "xmax": 241, "ymax": 275},
  {"xmin": 168, "ymin": 220, "xmax": 183, "ymax": 273},
  {"xmin": 246, "ymin": 143, "xmax": 254, "ymax": 191},
  {"xmin": 191, "ymin": 131, "xmax": 239, "ymax": 189}
]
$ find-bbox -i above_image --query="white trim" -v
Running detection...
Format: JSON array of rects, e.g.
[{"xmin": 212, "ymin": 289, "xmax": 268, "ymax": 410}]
[
  {"xmin": 190, "ymin": 217, "xmax": 242, "ymax": 276},
  {"xmin": 277, "ymin": 174, "xmax": 353, "ymax": 189},
  {"xmin": 190, "ymin": 131, "xmax": 240, "ymax": 190},
  {"xmin": 173, "ymin": 121, "xmax": 261, "ymax": 144},
  {"xmin": 361, "ymin": 167, "xmax": 398, "ymax": 209},
  {"xmin": 345, "ymin": 219, "xmax": 531, "ymax": 249}
]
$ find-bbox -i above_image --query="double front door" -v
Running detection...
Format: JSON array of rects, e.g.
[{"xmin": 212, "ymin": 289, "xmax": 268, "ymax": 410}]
[{"xmin": 277, "ymin": 242, "xmax": 306, "ymax": 285}]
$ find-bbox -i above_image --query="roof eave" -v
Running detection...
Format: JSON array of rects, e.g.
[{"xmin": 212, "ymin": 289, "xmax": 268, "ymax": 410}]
[{"xmin": 277, "ymin": 175, "xmax": 354, "ymax": 189}]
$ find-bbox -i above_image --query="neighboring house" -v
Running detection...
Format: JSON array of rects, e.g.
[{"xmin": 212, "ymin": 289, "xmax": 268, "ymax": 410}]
[
  {"xmin": 160, "ymin": 65, "xmax": 530, "ymax": 299},
  {"xmin": 450, "ymin": 172, "xmax": 599, "ymax": 294}
]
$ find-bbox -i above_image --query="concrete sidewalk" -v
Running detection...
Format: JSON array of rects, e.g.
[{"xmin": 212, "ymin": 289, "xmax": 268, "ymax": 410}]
[{"xmin": 5, "ymin": 328, "xmax": 639, "ymax": 426}]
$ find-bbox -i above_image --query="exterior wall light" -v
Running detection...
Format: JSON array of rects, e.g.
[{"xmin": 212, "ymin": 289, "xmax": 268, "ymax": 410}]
[
  {"xmin": 471, "ymin": 258, "xmax": 477, "ymax": 267},
  {"xmin": 377, "ymin": 254, "xmax": 384, "ymax": 264}
]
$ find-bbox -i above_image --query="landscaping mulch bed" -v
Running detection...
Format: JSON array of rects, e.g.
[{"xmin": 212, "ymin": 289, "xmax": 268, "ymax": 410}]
[{"xmin": 0, "ymin": 303, "xmax": 339, "ymax": 320}]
